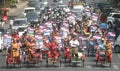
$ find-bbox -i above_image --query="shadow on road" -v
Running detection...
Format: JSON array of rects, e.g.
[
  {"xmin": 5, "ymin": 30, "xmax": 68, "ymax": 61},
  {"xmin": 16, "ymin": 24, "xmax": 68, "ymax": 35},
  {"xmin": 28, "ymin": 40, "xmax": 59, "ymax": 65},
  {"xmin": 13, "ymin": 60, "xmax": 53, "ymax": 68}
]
[{"xmin": 91, "ymin": 63, "xmax": 111, "ymax": 68}]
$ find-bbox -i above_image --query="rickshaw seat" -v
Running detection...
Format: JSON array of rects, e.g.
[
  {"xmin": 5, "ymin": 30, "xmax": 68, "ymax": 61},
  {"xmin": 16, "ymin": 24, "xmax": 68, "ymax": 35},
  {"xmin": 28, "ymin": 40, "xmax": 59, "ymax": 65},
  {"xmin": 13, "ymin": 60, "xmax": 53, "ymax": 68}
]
[
  {"xmin": 99, "ymin": 51, "xmax": 105, "ymax": 57},
  {"xmin": 78, "ymin": 52, "xmax": 82, "ymax": 59}
]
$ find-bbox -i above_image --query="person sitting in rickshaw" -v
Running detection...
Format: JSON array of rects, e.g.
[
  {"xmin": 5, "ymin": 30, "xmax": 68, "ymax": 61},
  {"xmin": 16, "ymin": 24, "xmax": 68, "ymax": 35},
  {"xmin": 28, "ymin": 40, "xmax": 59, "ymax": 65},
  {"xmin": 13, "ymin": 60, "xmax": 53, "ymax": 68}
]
[
  {"xmin": 11, "ymin": 39, "xmax": 20, "ymax": 63},
  {"xmin": 43, "ymin": 36, "xmax": 50, "ymax": 51},
  {"xmin": 97, "ymin": 39, "xmax": 106, "ymax": 57},
  {"xmin": 69, "ymin": 35, "xmax": 79, "ymax": 57},
  {"xmin": 12, "ymin": 31, "xmax": 20, "ymax": 41},
  {"xmin": 35, "ymin": 27, "xmax": 40, "ymax": 35},
  {"xmin": 21, "ymin": 32, "xmax": 28, "ymax": 48},
  {"xmin": 83, "ymin": 25, "xmax": 90, "ymax": 36},
  {"xmin": 63, "ymin": 38, "xmax": 70, "ymax": 49}
]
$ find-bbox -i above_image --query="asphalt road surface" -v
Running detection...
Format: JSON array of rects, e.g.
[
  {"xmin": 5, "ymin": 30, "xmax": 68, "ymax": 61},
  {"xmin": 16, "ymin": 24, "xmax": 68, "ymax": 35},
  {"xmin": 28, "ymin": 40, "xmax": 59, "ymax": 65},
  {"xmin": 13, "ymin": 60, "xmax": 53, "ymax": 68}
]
[
  {"xmin": 0, "ymin": 49, "xmax": 120, "ymax": 71},
  {"xmin": 1, "ymin": 0, "xmax": 120, "ymax": 71}
]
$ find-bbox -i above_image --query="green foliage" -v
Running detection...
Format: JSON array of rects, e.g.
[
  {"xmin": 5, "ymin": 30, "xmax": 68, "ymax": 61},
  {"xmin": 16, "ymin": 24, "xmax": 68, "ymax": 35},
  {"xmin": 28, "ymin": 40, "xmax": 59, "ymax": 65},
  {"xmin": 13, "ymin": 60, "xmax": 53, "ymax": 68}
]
[{"xmin": 111, "ymin": 0, "xmax": 120, "ymax": 4}]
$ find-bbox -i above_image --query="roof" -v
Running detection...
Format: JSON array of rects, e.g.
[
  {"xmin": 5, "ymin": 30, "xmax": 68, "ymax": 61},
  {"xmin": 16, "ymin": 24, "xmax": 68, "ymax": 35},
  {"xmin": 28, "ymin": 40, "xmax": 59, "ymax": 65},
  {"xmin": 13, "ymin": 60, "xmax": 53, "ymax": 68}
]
[
  {"xmin": 24, "ymin": 7, "xmax": 35, "ymax": 10},
  {"xmin": 14, "ymin": 18, "xmax": 27, "ymax": 21}
]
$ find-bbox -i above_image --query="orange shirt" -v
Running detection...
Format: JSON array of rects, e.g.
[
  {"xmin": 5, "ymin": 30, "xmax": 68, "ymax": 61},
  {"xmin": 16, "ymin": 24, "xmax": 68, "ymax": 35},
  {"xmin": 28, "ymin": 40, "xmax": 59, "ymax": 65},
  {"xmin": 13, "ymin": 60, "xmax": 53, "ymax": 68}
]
[
  {"xmin": 11, "ymin": 42, "xmax": 19, "ymax": 49},
  {"xmin": 11, "ymin": 42, "xmax": 19, "ymax": 57}
]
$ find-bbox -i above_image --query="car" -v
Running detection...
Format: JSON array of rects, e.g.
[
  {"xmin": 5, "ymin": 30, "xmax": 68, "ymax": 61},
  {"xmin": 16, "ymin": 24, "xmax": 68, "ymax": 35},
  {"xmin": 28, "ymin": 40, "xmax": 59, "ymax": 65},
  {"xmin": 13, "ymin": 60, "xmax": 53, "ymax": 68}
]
[
  {"xmin": 101, "ymin": 7, "xmax": 119, "ymax": 21},
  {"xmin": 27, "ymin": 2, "xmax": 45, "ymax": 15},
  {"xmin": 101, "ymin": 4, "xmax": 117, "ymax": 12},
  {"xmin": 53, "ymin": 0, "xmax": 58, "ymax": 2},
  {"xmin": 39, "ymin": 2, "xmax": 46, "ymax": 12},
  {"xmin": 114, "ymin": 35, "xmax": 120, "ymax": 53},
  {"xmin": 35, "ymin": 2, "xmax": 45, "ymax": 14},
  {"xmin": 96, "ymin": 1, "xmax": 112, "ymax": 10},
  {"xmin": 0, "ymin": 32, "xmax": 3, "ymax": 51},
  {"xmin": 40, "ymin": 0, "xmax": 48, "ymax": 6},
  {"xmin": 57, "ymin": 5, "xmax": 70, "ymax": 12},
  {"xmin": 51, "ymin": 2, "xmax": 61, "ymax": 8},
  {"xmin": 106, "ymin": 12, "xmax": 120, "ymax": 28},
  {"xmin": 0, "ymin": 27, "xmax": 7, "ymax": 36},
  {"xmin": 23, "ymin": 7, "xmax": 36, "ymax": 16},
  {"xmin": 53, "ymin": 0, "xmax": 63, "ymax": 4},
  {"xmin": 26, "ymin": 12, "xmax": 40, "ymax": 23},
  {"xmin": 28, "ymin": 0, "xmax": 36, "ymax": 7},
  {"xmin": 11, "ymin": 18, "xmax": 29, "ymax": 30},
  {"xmin": 17, "ymin": 26, "xmax": 27, "ymax": 37}
]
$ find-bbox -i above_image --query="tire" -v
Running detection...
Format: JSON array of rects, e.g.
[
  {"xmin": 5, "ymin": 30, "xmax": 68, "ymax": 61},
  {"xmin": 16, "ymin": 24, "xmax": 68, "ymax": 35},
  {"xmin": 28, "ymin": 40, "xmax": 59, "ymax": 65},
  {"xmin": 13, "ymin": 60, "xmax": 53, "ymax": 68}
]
[
  {"xmin": 64, "ymin": 56, "xmax": 66, "ymax": 63},
  {"xmin": 87, "ymin": 49, "xmax": 90, "ymax": 56},
  {"xmin": 19, "ymin": 62, "xmax": 22, "ymax": 68},
  {"xmin": 69, "ymin": 59, "xmax": 71, "ymax": 67},
  {"xmin": 46, "ymin": 59, "xmax": 48, "ymax": 67},
  {"xmin": 82, "ymin": 60, "xmax": 84, "ymax": 67},
  {"xmin": 59, "ymin": 59, "xmax": 62, "ymax": 67},
  {"xmin": 27, "ymin": 61, "xmax": 29, "ymax": 66},
  {"xmin": 114, "ymin": 46, "xmax": 120, "ymax": 53},
  {"xmin": 14, "ymin": 63, "xmax": 15, "ymax": 67},
  {"xmin": 40, "ymin": 60, "xmax": 42, "ymax": 67},
  {"xmin": 109, "ymin": 61, "xmax": 111, "ymax": 67},
  {"xmin": 24, "ymin": 58, "xmax": 26, "ymax": 64},
  {"xmin": 6, "ymin": 61, "xmax": 8, "ymax": 68},
  {"xmin": 96, "ymin": 60, "xmax": 98, "ymax": 67},
  {"xmin": 108, "ymin": 22, "xmax": 113, "ymax": 29}
]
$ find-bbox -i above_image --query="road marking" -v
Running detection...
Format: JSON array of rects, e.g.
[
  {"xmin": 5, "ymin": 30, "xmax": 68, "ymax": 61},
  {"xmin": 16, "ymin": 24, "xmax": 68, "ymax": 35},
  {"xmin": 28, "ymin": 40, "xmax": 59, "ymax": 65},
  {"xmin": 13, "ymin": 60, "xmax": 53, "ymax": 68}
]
[
  {"xmin": 113, "ymin": 65, "xmax": 119, "ymax": 70},
  {"xmin": 85, "ymin": 65, "xmax": 92, "ymax": 69}
]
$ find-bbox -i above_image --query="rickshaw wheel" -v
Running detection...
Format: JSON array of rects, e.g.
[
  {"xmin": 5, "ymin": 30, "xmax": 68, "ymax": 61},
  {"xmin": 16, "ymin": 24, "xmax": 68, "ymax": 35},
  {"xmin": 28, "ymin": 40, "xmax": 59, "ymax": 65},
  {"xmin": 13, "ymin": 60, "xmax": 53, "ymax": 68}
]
[
  {"xmin": 69, "ymin": 59, "xmax": 71, "ymax": 67},
  {"xmin": 13, "ymin": 58, "xmax": 16, "ymax": 67},
  {"xmin": 109, "ymin": 61, "xmax": 111, "ymax": 67},
  {"xmin": 19, "ymin": 62, "xmax": 22, "ymax": 68},
  {"xmin": 96, "ymin": 60, "xmax": 98, "ymax": 67},
  {"xmin": 6, "ymin": 61, "xmax": 8, "ymax": 68},
  {"xmin": 24, "ymin": 58, "xmax": 26, "ymax": 64},
  {"xmin": 64, "ymin": 56, "xmax": 66, "ymax": 63},
  {"xmin": 26, "ymin": 61, "xmax": 29, "ymax": 66},
  {"xmin": 114, "ymin": 46, "xmax": 120, "ymax": 53},
  {"xmin": 82, "ymin": 60, "xmax": 85, "ymax": 67},
  {"xmin": 40, "ymin": 60, "xmax": 42, "ymax": 67},
  {"xmin": 108, "ymin": 22, "xmax": 113, "ymax": 29},
  {"xmin": 87, "ymin": 49, "xmax": 90, "ymax": 56},
  {"xmin": 13, "ymin": 63, "xmax": 15, "ymax": 67},
  {"xmin": 46, "ymin": 59, "xmax": 48, "ymax": 67},
  {"xmin": 59, "ymin": 59, "xmax": 61, "ymax": 67}
]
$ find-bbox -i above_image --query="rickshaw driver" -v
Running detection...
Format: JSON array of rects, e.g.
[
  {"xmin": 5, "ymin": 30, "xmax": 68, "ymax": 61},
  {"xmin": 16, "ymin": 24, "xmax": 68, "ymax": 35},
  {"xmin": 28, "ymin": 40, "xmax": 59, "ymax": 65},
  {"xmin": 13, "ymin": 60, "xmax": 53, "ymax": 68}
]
[
  {"xmin": 105, "ymin": 40, "xmax": 112, "ymax": 59},
  {"xmin": 69, "ymin": 35, "xmax": 79, "ymax": 57},
  {"xmin": 11, "ymin": 39, "xmax": 20, "ymax": 63},
  {"xmin": 28, "ymin": 36, "xmax": 36, "ymax": 60}
]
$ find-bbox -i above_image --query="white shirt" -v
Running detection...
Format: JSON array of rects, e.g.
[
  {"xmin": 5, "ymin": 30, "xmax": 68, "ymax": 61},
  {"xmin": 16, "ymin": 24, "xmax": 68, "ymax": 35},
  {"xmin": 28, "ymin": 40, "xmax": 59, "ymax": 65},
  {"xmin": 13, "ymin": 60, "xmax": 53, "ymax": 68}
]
[
  {"xmin": 70, "ymin": 39, "xmax": 79, "ymax": 47},
  {"xmin": 10, "ymin": 20, "xmax": 13, "ymax": 25}
]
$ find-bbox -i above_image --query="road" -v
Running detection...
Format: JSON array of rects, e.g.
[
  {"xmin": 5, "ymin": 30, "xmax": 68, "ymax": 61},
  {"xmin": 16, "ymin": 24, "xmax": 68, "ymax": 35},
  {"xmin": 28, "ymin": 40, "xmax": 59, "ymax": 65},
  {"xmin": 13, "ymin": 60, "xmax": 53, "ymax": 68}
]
[{"xmin": 1, "ymin": 0, "xmax": 120, "ymax": 71}]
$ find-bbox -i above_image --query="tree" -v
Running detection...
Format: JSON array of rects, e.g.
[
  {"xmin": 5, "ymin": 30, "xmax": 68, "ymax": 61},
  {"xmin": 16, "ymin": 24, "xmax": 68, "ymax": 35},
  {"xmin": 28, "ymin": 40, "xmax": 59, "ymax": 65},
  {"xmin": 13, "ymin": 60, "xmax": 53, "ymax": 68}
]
[{"xmin": 111, "ymin": 0, "xmax": 120, "ymax": 5}]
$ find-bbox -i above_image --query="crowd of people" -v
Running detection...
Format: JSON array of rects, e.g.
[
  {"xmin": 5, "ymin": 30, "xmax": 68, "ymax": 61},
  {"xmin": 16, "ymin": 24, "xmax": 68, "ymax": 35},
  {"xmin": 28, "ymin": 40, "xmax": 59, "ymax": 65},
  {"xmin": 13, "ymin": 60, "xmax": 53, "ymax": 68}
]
[{"xmin": 7, "ymin": 1, "xmax": 114, "ymax": 64}]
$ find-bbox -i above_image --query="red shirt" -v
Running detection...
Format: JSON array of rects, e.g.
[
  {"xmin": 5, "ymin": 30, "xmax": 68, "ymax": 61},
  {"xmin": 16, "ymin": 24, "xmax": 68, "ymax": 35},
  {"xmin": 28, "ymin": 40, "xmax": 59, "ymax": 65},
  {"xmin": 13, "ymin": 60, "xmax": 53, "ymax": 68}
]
[{"xmin": 13, "ymin": 34, "xmax": 19, "ymax": 41}]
